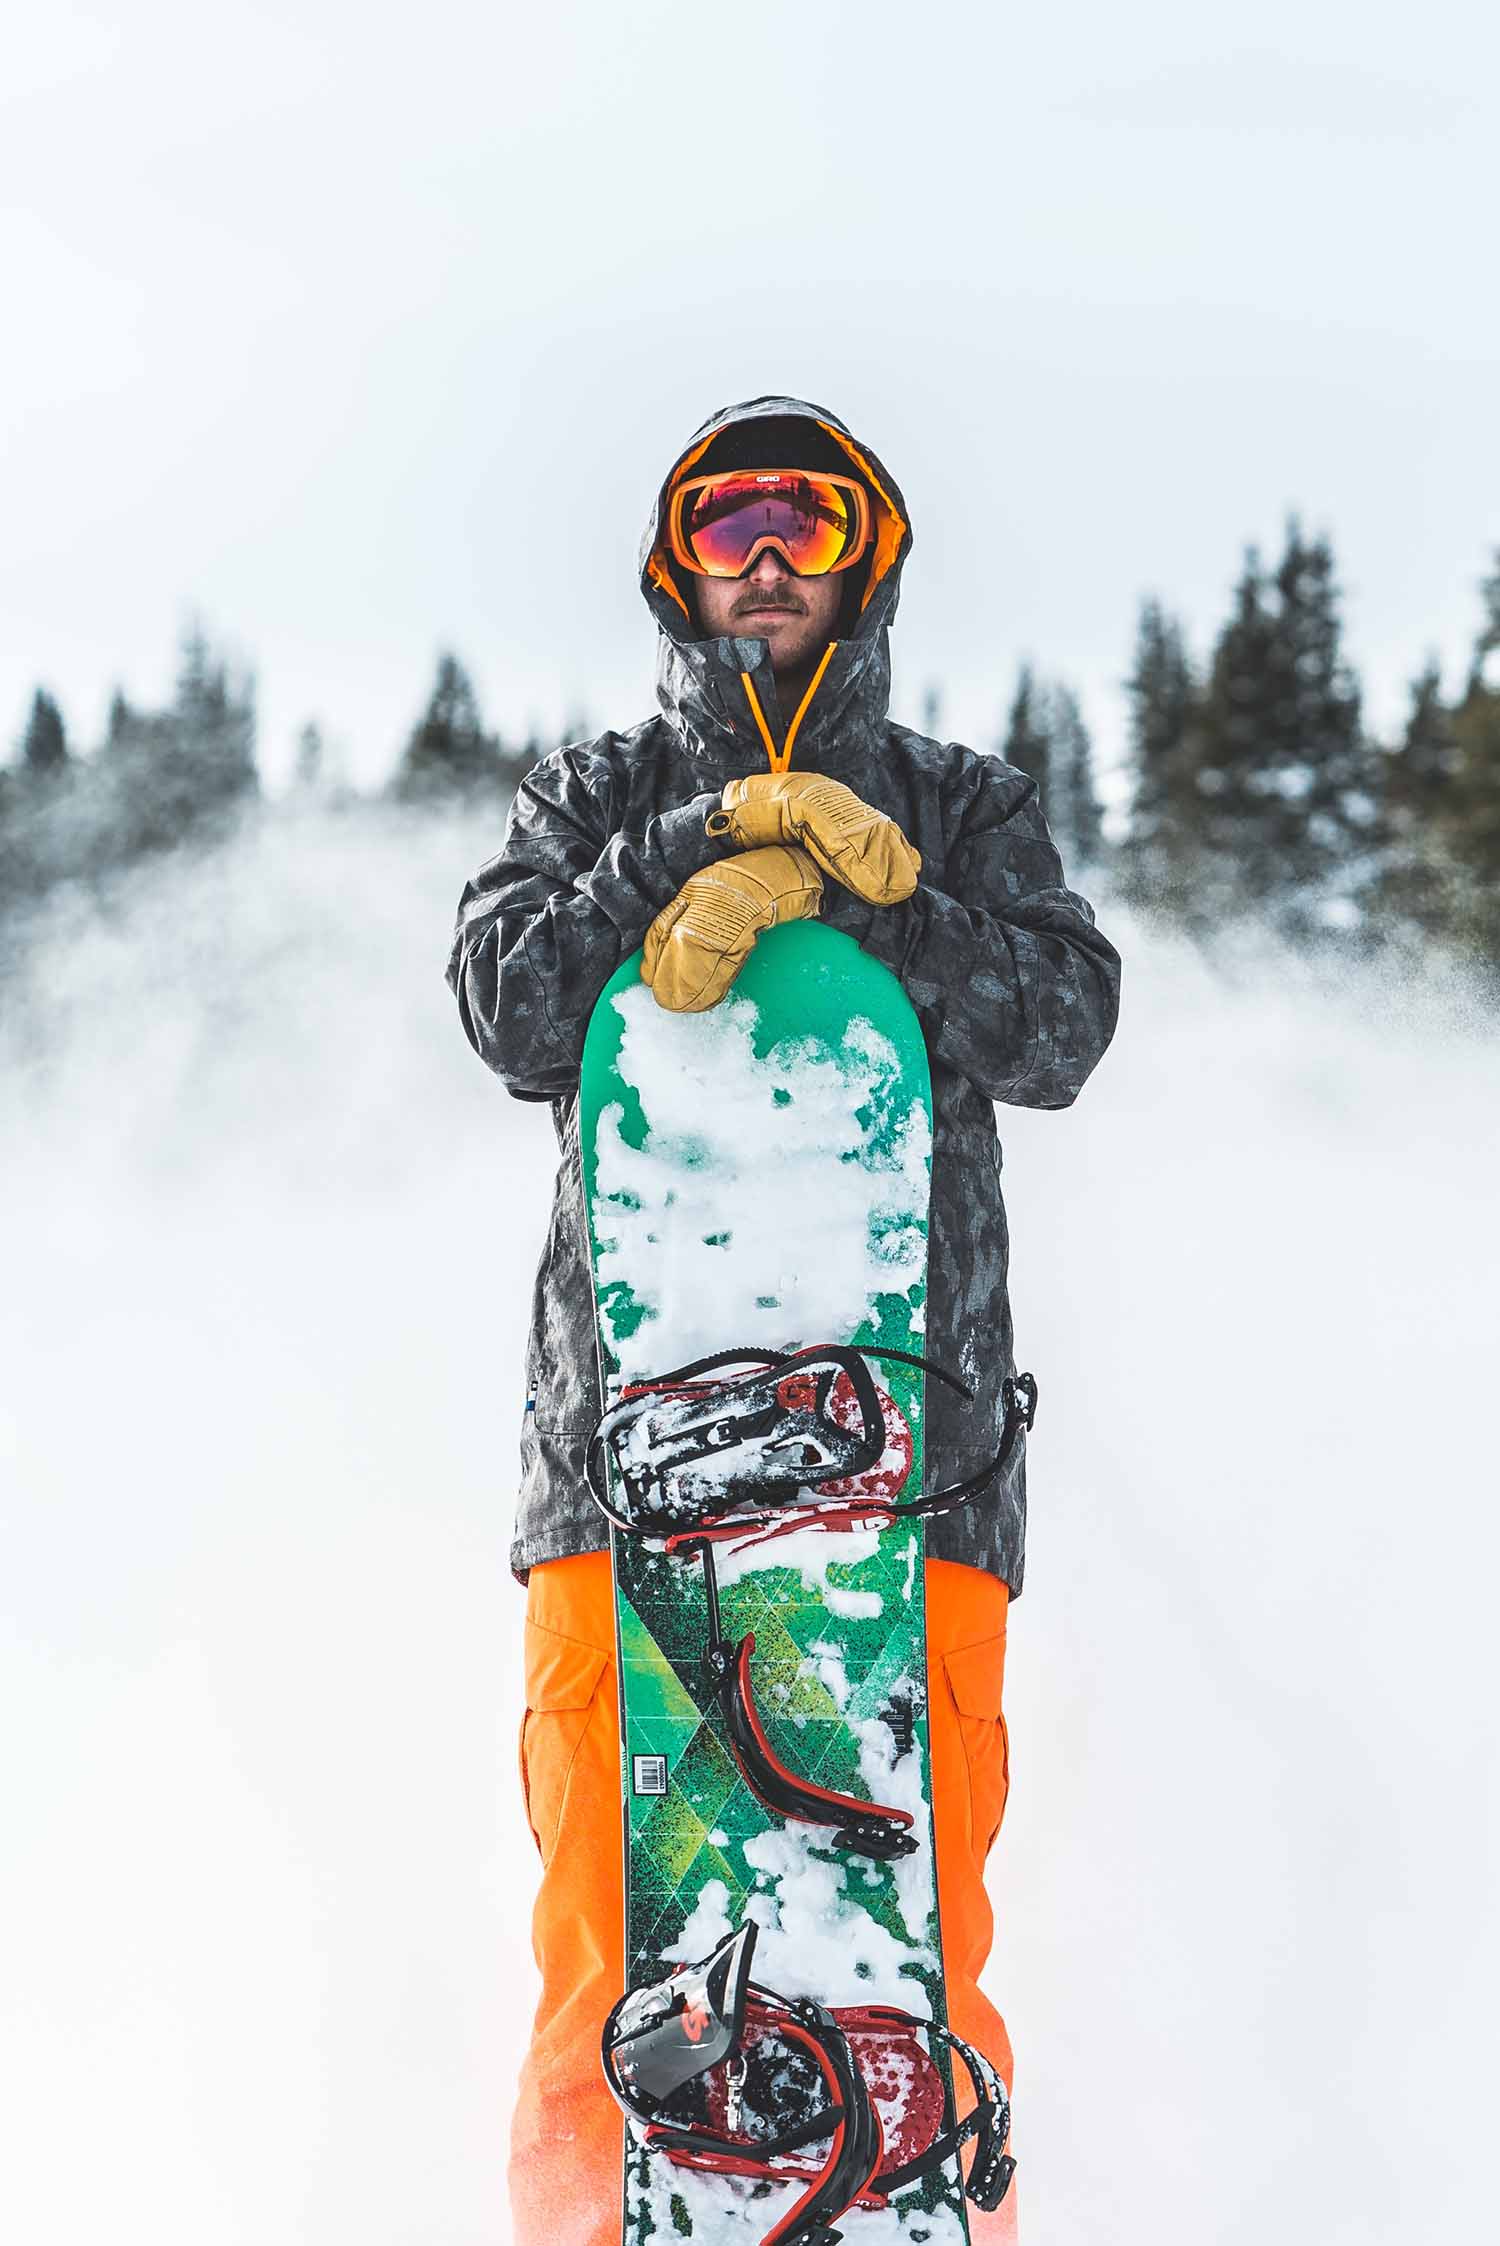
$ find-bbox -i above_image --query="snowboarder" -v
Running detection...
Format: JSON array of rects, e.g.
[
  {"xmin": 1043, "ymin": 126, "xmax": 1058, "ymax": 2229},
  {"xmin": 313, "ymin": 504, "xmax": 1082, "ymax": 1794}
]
[{"xmin": 446, "ymin": 395, "xmax": 1121, "ymax": 2245}]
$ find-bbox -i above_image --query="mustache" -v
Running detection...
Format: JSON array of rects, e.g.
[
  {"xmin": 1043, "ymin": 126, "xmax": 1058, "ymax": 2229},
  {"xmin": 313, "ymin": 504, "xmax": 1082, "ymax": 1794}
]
[{"xmin": 732, "ymin": 589, "xmax": 804, "ymax": 615}]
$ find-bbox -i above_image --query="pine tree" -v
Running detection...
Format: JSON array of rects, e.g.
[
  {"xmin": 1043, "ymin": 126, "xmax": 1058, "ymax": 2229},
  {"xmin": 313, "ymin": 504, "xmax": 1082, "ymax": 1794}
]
[
  {"xmin": 174, "ymin": 621, "xmax": 258, "ymax": 808},
  {"xmin": 1001, "ymin": 660, "xmax": 1109, "ymax": 871},
  {"xmin": 1000, "ymin": 666, "xmax": 1050, "ymax": 804},
  {"xmin": 1041, "ymin": 684, "xmax": 1104, "ymax": 871},
  {"xmin": 1130, "ymin": 603, "xmax": 1195, "ymax": 800},
  {"xmin": 1122, "ymin": 598, "xmax": 1199, "ymax": 910},
  {"xmin": 8, "ymin": 690, "xmax": 81, "ymax": 909},
  {"xmin": 294, "ymin": 721, "xmax": 325, "ymax": 791},
  {"xmin": 1193, "ymin": 525, "xmax": 1374, "ymax": 939},
  {"xmin": 1445, "ymin": 692, "xmax": 1500, "ymax": 960},
  {"xmin": 497, "ymin": 729, "xmax": 542, "ymax": 792},
  {"xmin": 1442, "ymin": 563, "xmax": 1500, "ymax": 958},
  {"xmin": 90, "ymin": 623, "xmax": 258, "ymax": 864},
  {"xmin": 1192, "ymin": 545, "xmax": 1278, "ymax": 888},
  {"xmin": 1375, "ymin": 553, "xmax": 1500, "ymax": 963},
  {"xmin": 176, "ymin": 623, "xmax": 228, "ymax": 729},
  {"xmin": 1470, "ymin": 548, "xmax": 1500, "ymax": 689},
  {"xmin": 1272, "ymin": 528, "xmax": 1376, "ymax": 927},
  {"xmin": 1379, "ymin": 659, "xmax": 1461, "ymax": 937},
  {"xmin": 0, "ymin": 762, "xmax": 22, "ymax": 924},
  {"xmin": 105, "ymin": 688, "xmax": 135, "ymax": 749},
  {"xmin": 996, "ymin": 666, "xmax": 1103, "ymax": 872},
  {"xmin": 20, "ymin": 688, "xmax": 68, "ymax": 775},
  {"xmin": 392, "ymin": 653, "xmax": 502, "ymax": 801},
  {"xmin": 6, "ymin": 694, "xmax": 76, "ymax": 906}
]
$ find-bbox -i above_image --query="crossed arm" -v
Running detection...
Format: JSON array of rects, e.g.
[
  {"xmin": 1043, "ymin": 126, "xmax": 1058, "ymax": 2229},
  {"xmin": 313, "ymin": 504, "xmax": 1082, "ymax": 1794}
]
[{"xmin": 446, "ymin": 747, "xmax": 1120, "ymax": 1110}]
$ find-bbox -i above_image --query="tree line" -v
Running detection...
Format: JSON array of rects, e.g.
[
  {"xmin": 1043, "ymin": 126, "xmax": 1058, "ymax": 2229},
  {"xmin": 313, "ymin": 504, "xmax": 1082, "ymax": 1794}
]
[
  {"xmin": 5, "ymin": 530, "xmax": 1500, "ymax": 978},
  {"xmin": 2, "ymin": 625, "xmax": 260, "ymax": 909},
  {"xmin": 994, "ymin": 524, "xmax": 1499, "ymax": 970},
  {"xmin": 0, "ymin": 636, "xmax": 546, "ymax": 922},
  {"xmin": 1116, "ymin": 530, "xmax": 1500, "ymax": 964}
]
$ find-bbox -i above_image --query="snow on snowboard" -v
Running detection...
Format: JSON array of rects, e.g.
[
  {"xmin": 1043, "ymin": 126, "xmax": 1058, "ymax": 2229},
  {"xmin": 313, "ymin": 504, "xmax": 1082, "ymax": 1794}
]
[{"xmin": 579, "ymin": 920, "xmax": 1018, "ymax": 2245}]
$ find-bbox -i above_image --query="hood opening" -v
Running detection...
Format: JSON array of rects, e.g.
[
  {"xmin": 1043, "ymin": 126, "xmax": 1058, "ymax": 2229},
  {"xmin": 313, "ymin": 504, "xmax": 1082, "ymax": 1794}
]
[{"xmin": 645, "ymin": 408, "xmax": 908, "ymax": 637}]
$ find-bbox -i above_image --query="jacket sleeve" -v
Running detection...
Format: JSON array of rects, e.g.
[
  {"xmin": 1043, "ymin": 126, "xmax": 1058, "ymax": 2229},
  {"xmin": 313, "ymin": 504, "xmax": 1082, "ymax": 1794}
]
[
  {"xmin": 445, "ymin": 744, "xmax": 734, "ymax": 1099},
  {"xmin": 824, "ymin": 756, "xmax": 1121, "ymax": 1107}
]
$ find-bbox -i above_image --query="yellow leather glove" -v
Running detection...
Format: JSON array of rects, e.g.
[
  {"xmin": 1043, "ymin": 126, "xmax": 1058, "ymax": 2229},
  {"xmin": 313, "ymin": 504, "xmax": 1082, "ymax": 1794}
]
[
  {"xmin": 706, "ymin": 771, "xmax": 920, "ymax": 905},
  {"xmin": 642, "ymin": 846, "xmax": 824, "ymax": 1013}
]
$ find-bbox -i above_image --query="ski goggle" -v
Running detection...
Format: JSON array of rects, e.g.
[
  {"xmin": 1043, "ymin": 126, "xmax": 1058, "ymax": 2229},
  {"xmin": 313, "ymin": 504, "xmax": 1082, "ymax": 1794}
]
[{"xmin": 667, "ymin": 470, "xmax": 872, "ymax": 579}]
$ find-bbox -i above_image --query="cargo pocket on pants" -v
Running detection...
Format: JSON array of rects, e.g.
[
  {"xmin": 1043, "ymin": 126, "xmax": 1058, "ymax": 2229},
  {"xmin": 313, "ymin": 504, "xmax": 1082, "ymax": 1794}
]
[
  {"xmin": 942, "ymin": 1634, "xmax": 1011, "ymax": 1860},
  {"xmin": 519, "ymin": 1618, "xmax": 609, "ymax": 1868}
]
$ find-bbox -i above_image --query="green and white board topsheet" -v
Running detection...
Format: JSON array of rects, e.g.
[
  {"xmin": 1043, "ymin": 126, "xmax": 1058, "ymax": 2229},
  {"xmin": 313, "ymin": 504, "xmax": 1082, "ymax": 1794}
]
[{"xmin": 580, "ymin": 921, "xmax": 971, "ymax": 2243}]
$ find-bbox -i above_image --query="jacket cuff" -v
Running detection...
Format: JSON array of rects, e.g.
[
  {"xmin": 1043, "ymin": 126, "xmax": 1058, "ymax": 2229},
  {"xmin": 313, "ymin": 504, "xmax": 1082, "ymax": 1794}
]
[
  {"xmin": 647, "ymin": 792, "xmax": 738, "ymax": 898},
  {"xmin": 818, "ymin": 877, "xmax": 915, "ymax": 969}
]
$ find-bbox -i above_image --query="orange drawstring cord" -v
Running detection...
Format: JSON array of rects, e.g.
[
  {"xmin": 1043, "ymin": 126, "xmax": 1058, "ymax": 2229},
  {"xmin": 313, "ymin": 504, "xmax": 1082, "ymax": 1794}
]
[
  {"xmin": 738, "ymin": 670, "xmax": 780, "ymax": 769},
  {"xmin": 739, "ymin": 642, "xmax": 838, "ymax": 774}
]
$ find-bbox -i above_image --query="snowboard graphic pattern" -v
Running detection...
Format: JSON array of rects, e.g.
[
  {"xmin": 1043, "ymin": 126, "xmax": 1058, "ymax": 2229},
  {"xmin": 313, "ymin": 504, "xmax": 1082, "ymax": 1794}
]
[{"xmin": 580, "ymin": 923, "xmax": 970, "ymax": 2244}]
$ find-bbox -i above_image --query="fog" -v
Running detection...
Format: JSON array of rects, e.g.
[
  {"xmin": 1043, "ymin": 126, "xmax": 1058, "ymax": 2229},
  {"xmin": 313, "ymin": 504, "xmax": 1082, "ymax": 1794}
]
[{"xmin": 2, "ymin": 811, "xmax": 1496, "ymax": 2241}]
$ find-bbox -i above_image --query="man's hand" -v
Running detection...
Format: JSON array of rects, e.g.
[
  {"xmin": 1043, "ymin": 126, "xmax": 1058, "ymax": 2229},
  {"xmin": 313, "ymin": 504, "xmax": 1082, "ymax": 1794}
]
[
  {"xmin": 707, "ymin": 772, "xmax": 920, "ymax": 906},
  {"xmin": 642, "ymin": 845, "xmax": 823, "ymax": 1013}
]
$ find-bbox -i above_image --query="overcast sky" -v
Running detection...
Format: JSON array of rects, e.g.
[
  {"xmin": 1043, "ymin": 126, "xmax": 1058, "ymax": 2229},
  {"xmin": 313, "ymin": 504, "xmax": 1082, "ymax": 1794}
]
[{"xmin": 4, "ymin": 2, "xmax": 1497, "ymax": 794}]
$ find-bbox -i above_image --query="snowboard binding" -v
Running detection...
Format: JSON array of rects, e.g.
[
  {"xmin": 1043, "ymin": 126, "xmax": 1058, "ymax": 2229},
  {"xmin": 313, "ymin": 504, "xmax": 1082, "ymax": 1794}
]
[
  {"xmin": 602, "ymin": 1921, "xmax": 1015, "ymax": 2246},
  {"xmin": 585, "ymin": 1341, "xmax": 1037, "ymax": 1542},
  {"xmin": 586, "ymin": 1344, "xmax": 1037, "ymax": 1862}
]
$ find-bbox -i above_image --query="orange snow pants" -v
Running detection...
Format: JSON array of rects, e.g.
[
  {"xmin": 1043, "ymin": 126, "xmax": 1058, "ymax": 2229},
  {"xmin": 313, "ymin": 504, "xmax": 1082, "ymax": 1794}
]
[{"xmin": 511, "ymin": 1550, "xmax": 1019, "ymax": 2246}]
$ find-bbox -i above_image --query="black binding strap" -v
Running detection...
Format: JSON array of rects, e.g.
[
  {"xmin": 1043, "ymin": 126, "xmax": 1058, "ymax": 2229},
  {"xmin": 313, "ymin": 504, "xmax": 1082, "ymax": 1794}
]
[
  {"xmin": 652, "ymin": 1996, "xmax": 882, "ymax": 2246},
  {"xmin": 710, "ymin": 1628, "xmax": 918, "ymax": 1862},
  {"xmin": 694, "ymin": 1536, "xmax": 918, "ymax": 1862},
  {"xmin": 645, "ymin": 2102, "xmax": 846, "ymax": 2164},
  {"xmin": 876, "ymin": 1370, "xmax": 1039, "ymax": 1523},
  {"xmin": 869, "ymin": 2018, "xmax": 1015, "ymax": 2211}
]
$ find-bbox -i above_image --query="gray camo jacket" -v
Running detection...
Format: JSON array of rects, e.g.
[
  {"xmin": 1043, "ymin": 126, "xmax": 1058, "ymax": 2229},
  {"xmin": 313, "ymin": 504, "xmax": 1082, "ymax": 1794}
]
[{"xmin": 447, "ymin": 394, "xmax": 1121, "ymax": 1591}]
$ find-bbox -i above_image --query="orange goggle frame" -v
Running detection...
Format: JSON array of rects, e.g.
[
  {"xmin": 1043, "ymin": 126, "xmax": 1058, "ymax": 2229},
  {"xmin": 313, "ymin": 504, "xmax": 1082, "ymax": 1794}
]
[{"xmin": 668, "ymin": 469, "xmax": 872, "ymax": 579}]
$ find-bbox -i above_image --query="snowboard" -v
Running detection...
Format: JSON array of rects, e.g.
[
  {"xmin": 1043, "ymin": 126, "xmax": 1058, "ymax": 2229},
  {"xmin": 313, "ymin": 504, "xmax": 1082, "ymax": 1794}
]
[{"xmin": 579, "ymin": 921, "xmax": 975, "ymax": 2244}]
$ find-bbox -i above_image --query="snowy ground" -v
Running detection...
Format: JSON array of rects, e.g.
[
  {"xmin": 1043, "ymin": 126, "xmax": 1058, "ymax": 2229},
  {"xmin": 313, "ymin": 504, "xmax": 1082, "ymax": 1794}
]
[{"xmin": 2, "ymin": 807, "xmax": 1496, "ymax": 2244}]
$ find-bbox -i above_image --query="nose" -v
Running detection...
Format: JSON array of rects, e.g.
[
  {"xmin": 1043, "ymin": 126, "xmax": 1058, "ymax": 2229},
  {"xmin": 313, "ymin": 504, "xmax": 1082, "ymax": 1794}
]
[{"xmin": 742, "ymin": 547, "xmax": 794, "ymax": 584}]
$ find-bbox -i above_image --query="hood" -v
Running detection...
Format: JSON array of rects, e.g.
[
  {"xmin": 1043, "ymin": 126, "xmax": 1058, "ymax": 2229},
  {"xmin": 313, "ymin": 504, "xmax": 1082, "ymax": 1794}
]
[{"xmin": 638, "ymin": 394, "xmax": 913, "ymax": 775}]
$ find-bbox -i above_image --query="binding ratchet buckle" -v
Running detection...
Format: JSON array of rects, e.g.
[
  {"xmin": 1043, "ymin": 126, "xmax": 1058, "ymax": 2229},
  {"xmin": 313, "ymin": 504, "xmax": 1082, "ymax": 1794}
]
[{"xmin": 602, "ymin": 1921, "xmax": 1015, "ymax": 2246}]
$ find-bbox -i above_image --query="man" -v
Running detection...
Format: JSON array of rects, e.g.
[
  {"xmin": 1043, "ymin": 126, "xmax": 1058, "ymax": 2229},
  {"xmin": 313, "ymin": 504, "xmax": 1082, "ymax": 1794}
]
[{"xmin": 446, "ymin": 394, "xmax": 1121, "ymax": 2244}]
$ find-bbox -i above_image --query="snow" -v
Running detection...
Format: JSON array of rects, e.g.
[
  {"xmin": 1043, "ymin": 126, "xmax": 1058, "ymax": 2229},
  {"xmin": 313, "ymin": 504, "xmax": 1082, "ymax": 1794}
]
[
  {"xmin": 2, "ymin": 812, "xmax": 1498, "ymax": 2242},
  {"xmin": 806, "ymin": 1641, "xmax": 852, "ymax": 1711},
  {"xmin": 717, "ymin": 1519, "xmax": 884, "ymax": 1590},
  {"xmin": 820, "ymin": 1584, "xmax": 886, "ymax": 1620},
  {"xmin": 850, "ymin": 1702, "xmax": 938, "ymax": 1959},
  {"xmin": 741, "ymin": 1823, "xmax": 936, "ymax": 2006},
  {"xmin": 626, "ymin": 2135, "xmax": 966, "ymax": 2246},
  {"xmin": 661, "ymin": 1877, "xmax": 735, "ymax": 1965},
  {"xmin": 593, "ymin": 979, "xmax": 930, "ymax": 1379}
]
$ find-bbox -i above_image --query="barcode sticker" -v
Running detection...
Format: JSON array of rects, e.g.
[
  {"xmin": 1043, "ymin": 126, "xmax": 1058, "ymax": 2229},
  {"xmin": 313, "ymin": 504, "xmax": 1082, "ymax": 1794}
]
[{"xmin": 632, "ymin": 1754, "xmax": 668, "ymax": 1797}]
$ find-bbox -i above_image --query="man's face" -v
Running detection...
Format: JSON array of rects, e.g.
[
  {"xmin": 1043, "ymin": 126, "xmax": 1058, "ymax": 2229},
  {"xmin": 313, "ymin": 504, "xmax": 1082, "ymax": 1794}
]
[{"xmin": 692, "ymin": 546, "xmax": 844, "ymax": 677}]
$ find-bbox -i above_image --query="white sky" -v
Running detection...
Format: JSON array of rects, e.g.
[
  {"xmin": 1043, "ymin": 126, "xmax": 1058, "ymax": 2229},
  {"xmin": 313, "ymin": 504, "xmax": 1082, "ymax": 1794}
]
[{"xmin": 3, "ymin": 3, "xmax": 1497, "ymax": 793}]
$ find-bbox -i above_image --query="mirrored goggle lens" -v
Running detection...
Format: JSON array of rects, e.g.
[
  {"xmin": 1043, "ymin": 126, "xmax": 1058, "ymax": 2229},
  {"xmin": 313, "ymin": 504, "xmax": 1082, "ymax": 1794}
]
[{"xmin": 678, "ymin": 472, "xmax": 863, "ymax": 576}]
